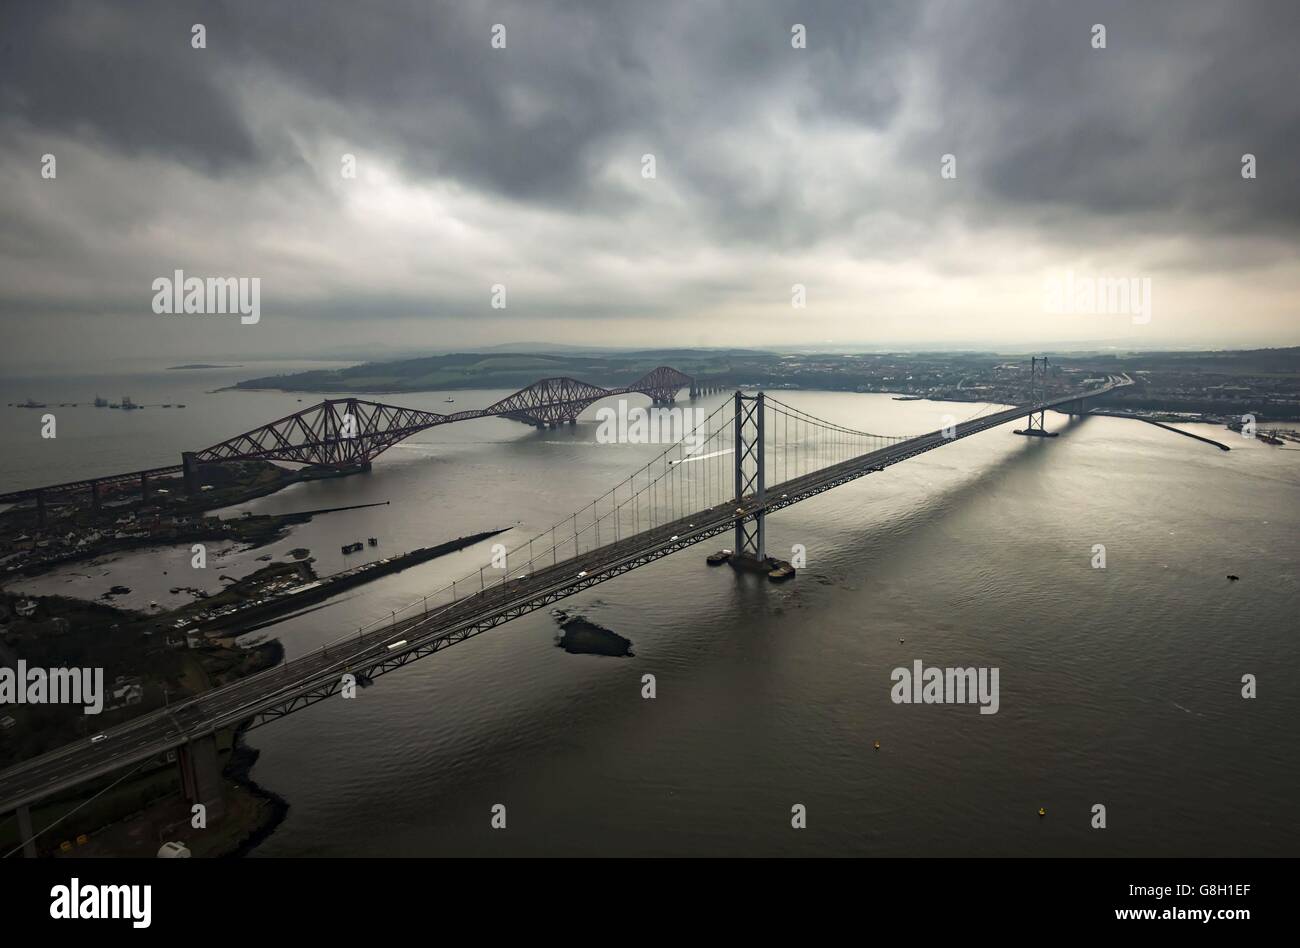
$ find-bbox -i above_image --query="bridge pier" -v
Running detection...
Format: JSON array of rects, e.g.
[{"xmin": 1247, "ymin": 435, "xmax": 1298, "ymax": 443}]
[
  {"xmin": 90, "ymin": 481, "xmax": 101, "ymax": 512},
  {"xmin": 1013, "ymin": 408, "xmax": 1058, "ymax": 438},
  {"xmin": 182, "ymin": 451, "xmax": 200, "ymax": 496},
  {"xmin": 15, "ymin": 803, "xmax": 37, "ymax": 857},
  {"xmin": 35, "ymin": 490, "xmax": 45, "ymax": 527},
  {"xmin": 140, "ymin": 472, "xmax": 149, "ymax": 503},
  {"xmin": 177, "ymin": 734, "xmax": 225, "ymax": 822}
]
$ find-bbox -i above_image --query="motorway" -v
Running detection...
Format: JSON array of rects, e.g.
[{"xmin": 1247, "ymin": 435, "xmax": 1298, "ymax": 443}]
[{"xmin": 0, "ymin": 379, "xmax": 1127, "ymax": 815}]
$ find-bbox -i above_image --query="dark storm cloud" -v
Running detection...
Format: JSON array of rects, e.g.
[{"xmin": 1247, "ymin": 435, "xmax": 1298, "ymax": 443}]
[
  {"xmin": 916, "ymin": 0, "xmax": 1300, "ymax": 237},
  {"xmin": 2, "ymin": 0, "xmax": 922, "ymax": 208},
  {"xmin": 0, "ymin": 0, "xmax": 258, "ymax": 173},
  {"xmin": 0, "ymin": 0, "xmax": 1297, "ymax": 360},
  {"xmin": 6, "ymin": 0, "xmax": 1294, "ymax": 234}
]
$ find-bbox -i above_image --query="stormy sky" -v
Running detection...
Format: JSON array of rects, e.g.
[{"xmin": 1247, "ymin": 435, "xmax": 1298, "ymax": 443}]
[{"xmin": 1, "ymin": 0, "xmax": 1297, "ymax": 369}]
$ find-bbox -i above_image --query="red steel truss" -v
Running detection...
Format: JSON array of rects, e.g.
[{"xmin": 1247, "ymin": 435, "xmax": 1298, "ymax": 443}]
[{"xmin": 190, "ymin": 366, "xmax": 695, "ymax": 469}]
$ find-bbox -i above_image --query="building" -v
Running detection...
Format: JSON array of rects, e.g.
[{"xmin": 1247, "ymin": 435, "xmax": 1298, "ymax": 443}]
[
  {"xmin": 109, "ymin": 676, "xmax": 143, "ymax": 708},
  {"xmin": 109, "ymin": 682, "xmax": 143, "ymax": 708}
]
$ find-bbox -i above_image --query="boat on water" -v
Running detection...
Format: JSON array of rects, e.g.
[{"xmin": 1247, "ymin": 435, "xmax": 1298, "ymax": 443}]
[
  {"xmin": 444, "ymin": 397, "xmax": 455, "ymax": 403},
  {"xmin": 18, "ymin": 398, "xmax": 46, "ymax": 408},
  {"xmin": 767, "ymin": 561, "xmax": 796, "ymax": 582},
  {"xmin": 120, "ymin": 396, "xmax": 141, "ymax": 410},
  {"xmin": 93, "ymin": 395, "xmax": 108, "ymax": 407}
]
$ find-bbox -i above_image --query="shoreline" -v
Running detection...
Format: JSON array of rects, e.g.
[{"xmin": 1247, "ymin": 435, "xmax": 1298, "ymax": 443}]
[{"xmin": 221, "ymin": 725, "xmax": 290, "ymax": 858}]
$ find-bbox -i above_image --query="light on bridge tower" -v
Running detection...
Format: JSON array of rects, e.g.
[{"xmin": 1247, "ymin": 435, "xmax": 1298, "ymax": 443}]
[{"xmin": 733, "ymin": 391, "xmax": 766, "ymax": 561}]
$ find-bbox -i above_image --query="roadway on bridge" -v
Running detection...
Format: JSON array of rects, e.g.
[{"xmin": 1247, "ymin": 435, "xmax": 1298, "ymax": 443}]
[{"xmin": 0, "ymin": 380, "xmax": 1127, "ymax": 816}]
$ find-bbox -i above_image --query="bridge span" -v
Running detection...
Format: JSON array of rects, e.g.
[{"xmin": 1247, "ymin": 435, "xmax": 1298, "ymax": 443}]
[{"xmin": 0, "ymin": 376, "xmax": 1129, "ymax": 838}]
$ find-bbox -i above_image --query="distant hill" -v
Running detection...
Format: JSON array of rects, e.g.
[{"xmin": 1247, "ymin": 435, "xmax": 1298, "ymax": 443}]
[
  {"xmin": 228, "ymin": 346, "xmax": 1299, "ymax": 404},
  {"xmin": 230, "ymin": 350, "xmax": 754, "ymax": 393}
]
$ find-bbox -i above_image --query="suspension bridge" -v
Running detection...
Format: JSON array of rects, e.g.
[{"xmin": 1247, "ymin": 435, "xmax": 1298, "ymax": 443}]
[{"xmin": 0, "ymin": 374, "xmax": 1129, "ymax": 852}]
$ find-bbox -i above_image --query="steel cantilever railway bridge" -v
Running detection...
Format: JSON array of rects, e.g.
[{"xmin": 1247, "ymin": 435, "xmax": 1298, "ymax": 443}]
[
  {"xmin": 0, "ymin": 376, "xmax": 1129, "ymax": 841},
  {"xmin": 0, "ymin": 365, "xmax": 701, "ymax": 508},
  {"xmin": 188, "ymin": 365, "xmax": 696, "ymax": 469}
]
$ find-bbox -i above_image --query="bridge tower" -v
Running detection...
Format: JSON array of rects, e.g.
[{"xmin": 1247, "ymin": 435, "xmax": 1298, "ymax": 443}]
[
  {"xmin": 733, "ymin": 391, "xmax": 766, "ymax": 561},
  {"xmin": 1014, "ymin": 356, "xmax": 1058, "ymax": 438}
]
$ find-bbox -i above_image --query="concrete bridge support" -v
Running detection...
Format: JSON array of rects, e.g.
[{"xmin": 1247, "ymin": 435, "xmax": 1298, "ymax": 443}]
[
  {"xmin": 16, "ymin": 803, "xmax": 37, "ymax": 857},
  {"xmin": 1013, "ymin": 407, "xmax": 1057, "ymax": 438},
  {"xmin": 182, "ymin": 451, "xmax": 200, "ymax": 496},
  {"xmin": 178, "ymin": 734, "xmax": 225, "ymax": 822}
]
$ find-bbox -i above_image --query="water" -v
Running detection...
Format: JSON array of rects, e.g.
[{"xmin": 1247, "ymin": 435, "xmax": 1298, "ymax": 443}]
[{"xmin": 3, "ymin": 366, "xmax": 1297, "ymax": 856}]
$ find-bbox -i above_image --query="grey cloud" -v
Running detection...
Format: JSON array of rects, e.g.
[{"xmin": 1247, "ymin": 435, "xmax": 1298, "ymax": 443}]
[
  {"xmin": 0, "ymin": 0, "xmax": 259, "ymax": 173},
  {"xmin": 0, "ymin": 0, "xmax": 1297, "ymax": 364},
  {"xmin": 916, "ymin": 0, "xmax": 1300, "ymax": 237}
]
